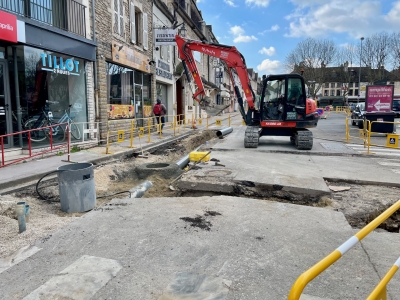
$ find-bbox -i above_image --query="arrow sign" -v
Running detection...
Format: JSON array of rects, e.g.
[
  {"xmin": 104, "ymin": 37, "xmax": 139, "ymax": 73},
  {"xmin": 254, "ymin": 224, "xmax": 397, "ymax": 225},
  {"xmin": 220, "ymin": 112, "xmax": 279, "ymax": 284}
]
[{"xmin": 373, "ymin": 100, "xmax": 391, "ymax": 111}]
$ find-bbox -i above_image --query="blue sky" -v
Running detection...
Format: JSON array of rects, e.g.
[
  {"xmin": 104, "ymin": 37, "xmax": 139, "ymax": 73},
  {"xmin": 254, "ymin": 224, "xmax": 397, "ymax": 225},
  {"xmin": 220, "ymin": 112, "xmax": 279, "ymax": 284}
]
[{"xmin": 196, "ymin": 0, "xmax": 400, "ymax": 76}]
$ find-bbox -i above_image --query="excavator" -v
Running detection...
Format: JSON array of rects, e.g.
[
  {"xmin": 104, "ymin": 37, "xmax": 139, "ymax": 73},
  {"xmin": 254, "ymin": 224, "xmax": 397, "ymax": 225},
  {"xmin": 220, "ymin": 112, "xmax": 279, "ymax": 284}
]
[{"xmin": 175, "ymin": 36, "xmax": 320, "ymax": 150}]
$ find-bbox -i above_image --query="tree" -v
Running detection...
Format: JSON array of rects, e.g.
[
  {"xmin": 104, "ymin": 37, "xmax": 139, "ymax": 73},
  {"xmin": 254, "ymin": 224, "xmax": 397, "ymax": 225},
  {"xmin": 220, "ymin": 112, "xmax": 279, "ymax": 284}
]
[
  {"xmin": 285, "ymin": 38, "xmax": 337, "ymax": 99},
  {"xmin": 390, "ymin": 32, "xmax": 400, "ymax": 80},
  {"xmin": 359, "ymin": 32, "xmax": 392, "ymax": 84},
  {"xmin": 334, "ymin": 44, "xmax": 357, "ymax": 103}
]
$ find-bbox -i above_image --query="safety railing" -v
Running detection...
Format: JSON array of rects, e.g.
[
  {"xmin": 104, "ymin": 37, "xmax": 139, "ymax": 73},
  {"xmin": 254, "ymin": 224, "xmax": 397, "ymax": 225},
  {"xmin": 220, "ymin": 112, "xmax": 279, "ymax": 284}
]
[
  {"xmin": 0, "ymin": 122, "xmax": 69, "ymax": 168},
  {"xmin": 344, "ymin": 117, "xmax": 368, "ymax": 146},
  {"xmin": 363, "ymin": 120, "xmax": 400, "ymax": 155},
  {"xmin": 204, "ymin": 114, "xmax": 234, "ymax": 129},
  {"xmin": 105, "ymin": 114, "xmax": 195, "ymax": 154},
  {"xmin": 288, "ymin": 200, "xmax": 400, "ymax": 300}
]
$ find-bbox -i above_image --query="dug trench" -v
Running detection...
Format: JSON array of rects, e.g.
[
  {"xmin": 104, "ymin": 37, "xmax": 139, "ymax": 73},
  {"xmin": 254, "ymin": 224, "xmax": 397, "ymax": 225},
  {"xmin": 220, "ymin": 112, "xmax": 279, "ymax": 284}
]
[{"xmin": 1, "ymin": 130, "xmax": 399, "ymax": 258}]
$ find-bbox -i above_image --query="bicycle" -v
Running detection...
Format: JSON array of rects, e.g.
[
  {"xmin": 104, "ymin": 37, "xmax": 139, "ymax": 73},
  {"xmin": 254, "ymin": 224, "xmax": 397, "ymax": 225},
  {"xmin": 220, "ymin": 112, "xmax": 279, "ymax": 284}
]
[{"xmin": 45, "ymin": 105, "xmax": 81, "ymax": 141}]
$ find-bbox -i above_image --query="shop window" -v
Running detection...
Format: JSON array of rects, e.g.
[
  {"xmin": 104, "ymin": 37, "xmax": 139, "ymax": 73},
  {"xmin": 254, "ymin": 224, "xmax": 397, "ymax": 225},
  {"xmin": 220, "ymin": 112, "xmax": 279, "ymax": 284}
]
[
  {"xmin": 9, "ymin": 46, "xmax": 88, "ymax": 132},
  {"xmin": 106, "ymin": 62, "xmax": 150, "ymax": 120},
  {"xmin": 114, "ymin": 0, "xmax": 124, "ymax": 36},
  {"xmin": 130, "ymin": 3, "xmax": 148, "ymax": 49}
]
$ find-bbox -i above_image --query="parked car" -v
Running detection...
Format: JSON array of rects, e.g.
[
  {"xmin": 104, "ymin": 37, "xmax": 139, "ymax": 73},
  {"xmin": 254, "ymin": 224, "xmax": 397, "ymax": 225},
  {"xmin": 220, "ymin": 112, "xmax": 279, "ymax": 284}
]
[
  {"xmin": 392, "ymin": 99, "xmax": 400, "ymax": 117},
  {"xmin": 351, "ymin": 103, "xmax": 366, "ymax": 128}
]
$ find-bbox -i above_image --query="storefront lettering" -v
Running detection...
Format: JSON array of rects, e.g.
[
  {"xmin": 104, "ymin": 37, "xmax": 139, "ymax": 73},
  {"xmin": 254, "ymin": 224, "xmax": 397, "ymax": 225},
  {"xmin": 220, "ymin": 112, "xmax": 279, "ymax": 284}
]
[
  {"xmin": 156, "ymin": 68, "xmax": 172, "ymax": 80},
  {"xmin": 157, "ymin": 60, "xmax": 170, "ymax": 72},
  {"xmin": 40, "ymin": 53, "xmax": 80, "ymax": 76}
]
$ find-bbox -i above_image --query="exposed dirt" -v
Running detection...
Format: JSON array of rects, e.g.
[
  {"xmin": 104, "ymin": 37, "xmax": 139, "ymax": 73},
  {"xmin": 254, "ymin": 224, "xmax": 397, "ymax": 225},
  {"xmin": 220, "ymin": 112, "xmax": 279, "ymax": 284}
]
[
  {"xmin": 0, "ymin": 130, "xmax": 218, "ymax": 258},
  {"xmin": 1, "ymin": 128, "xmax": 400, "ymax": 259}
]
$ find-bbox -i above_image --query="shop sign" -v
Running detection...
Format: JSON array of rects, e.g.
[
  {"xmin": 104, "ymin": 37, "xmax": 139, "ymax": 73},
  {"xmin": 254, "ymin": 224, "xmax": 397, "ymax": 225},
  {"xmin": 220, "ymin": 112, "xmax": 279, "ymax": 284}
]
[
  {"xmin": 154, "ymin": 29, "xmax": 177, "ymax": 46},
  {"xmin": 40, "ymin": 53, "xmax": 80, "ymax": 76},
  {"xmin": 366, "ymin": 85, "xmax": 393, "ymax": 112},
  {"xmin": 156, "ymin": 59, "xmax": 172, "ymax": 80},
  {"xmin": 0, "ymin": 10, "xmax": 17, "ymax": 43},
  {"xmin": 112, "ymin": 41, "xmax": 150, "ymax": 73}
]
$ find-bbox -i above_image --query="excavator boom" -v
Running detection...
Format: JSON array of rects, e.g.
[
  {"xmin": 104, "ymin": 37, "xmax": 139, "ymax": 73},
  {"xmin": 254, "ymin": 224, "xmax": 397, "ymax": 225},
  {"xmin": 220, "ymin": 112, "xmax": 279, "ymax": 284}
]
[{"xmin": 175, "ymin": 35, "xmax": 256, "ymax": 118}]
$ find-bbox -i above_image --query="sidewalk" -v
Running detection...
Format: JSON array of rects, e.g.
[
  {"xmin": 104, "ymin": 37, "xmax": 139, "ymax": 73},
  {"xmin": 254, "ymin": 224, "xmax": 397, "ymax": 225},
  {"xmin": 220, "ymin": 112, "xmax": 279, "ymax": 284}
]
[{"xmin": 0, "ymin": 113, "xmax": 242, "ymax": 193}]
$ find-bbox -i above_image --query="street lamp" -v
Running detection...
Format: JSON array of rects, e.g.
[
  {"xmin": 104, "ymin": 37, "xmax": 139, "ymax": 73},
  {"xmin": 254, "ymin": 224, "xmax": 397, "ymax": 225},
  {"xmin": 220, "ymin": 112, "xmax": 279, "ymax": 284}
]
[{"xmin": 358, "ymin": 36, "xmax": 364, "ymax": 104}]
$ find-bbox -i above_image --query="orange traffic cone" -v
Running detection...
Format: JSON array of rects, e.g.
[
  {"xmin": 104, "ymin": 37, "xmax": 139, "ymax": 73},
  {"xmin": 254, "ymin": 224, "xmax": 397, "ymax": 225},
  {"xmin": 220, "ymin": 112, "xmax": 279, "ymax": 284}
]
[{"xmin": 192, "ymin": 119, "xmax": 198, "ymax": 129}]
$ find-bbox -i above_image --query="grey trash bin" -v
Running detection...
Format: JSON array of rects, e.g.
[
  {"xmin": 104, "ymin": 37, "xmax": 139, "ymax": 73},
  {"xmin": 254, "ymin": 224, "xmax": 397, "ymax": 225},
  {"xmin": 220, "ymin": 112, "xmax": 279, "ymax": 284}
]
[{"xmin": 57, "ymin": 163, "xmax": 96, "ymax": 213}]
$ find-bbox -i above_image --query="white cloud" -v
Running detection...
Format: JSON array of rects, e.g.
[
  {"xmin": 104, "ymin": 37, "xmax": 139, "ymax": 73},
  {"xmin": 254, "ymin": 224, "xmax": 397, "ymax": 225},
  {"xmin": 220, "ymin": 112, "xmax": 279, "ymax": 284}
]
[
  {"xmin": 258, "ymin": 24, "xmax": 280, "ymax": 35},
  {"xmin": 230, "ymin": 25, "xmax": 245, "ymax": 36},
  {"xmin": 285, "ymin": 1, "xmax": 395, "ymax": 38},
  {"xmin": 224, "ymin": 0, "xmax": 237, "ymax": 7},
  {"xmin": 230, "ymin": 25, "xmax": 257, "ymax": 43},
  {"xmin": 257, "ymin": 59, "xmax": 283, "ymax": 74},
  {"xmin": 233, "ymin": 35, "xmax": 258, "ymax": 43},
  {"xmin": 245, "ymin": 0, "xmax": 271, "ymax": 7},
  {"xmin": 259, "ymin": 46, "xmax": 276, "ymax": 56},
  {"xmin": 385, "ymin": 2, "xmax": 400, "ymax": 25}
]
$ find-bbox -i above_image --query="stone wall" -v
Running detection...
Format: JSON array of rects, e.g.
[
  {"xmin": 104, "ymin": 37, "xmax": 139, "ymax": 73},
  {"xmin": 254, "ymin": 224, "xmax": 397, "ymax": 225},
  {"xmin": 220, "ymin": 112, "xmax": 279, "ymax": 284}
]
[{"xmin": 95, "ymin": 0, "xmax": 155, "ymax": 140}]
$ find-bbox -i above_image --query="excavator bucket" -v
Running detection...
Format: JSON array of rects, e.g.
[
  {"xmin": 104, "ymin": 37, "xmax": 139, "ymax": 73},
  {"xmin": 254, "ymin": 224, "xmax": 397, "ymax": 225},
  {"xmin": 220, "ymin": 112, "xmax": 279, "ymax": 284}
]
[{"xmin": 199, "ymin": 97, "xmax": 230, "ymax": 116}]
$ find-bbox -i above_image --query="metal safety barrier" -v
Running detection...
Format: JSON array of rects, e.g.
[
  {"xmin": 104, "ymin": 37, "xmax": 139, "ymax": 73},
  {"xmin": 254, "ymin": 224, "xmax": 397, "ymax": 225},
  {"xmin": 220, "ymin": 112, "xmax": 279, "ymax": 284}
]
[
  {"xmin": 344, "ymin": 117, "xmax": 368, "ymax": 146},
  {"xmin": 363, "ymin": 120, "xmax": 400, "ymax": 155},
  {"xmin": 288, "ymin": 200, "xmax": 400, "ymax": 300},
  {"xmin": 0, "ymin": 122, "xmax": 69, "ymax": 168},
  {"xmin": 335, "ymin": 106, "xmax": 351, "ymax": 115}
]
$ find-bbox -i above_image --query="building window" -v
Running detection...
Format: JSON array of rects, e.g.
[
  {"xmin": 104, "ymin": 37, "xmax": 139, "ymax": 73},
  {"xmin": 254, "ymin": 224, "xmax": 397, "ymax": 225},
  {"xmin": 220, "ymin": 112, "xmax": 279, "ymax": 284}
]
[
  {"xmin": 324, "ymin": 83, "xmax": 329, "ymax": 88},
  {"xmin": 330, "ymin": 83, "xmax": 335, "ymax": 88},
  {"xmin": 129, "ymin": 3, "xmax": 148, "ymax": 49},
  {"xmin": 349, "ymin": 82, "xmax": 354, "ymax": 87},
  {"xmin": 355, "ymin": 82, "xmax": 359, "ymax": 87},
  {"xmin": 114, "ymin": 0, "xmax": 124, "ymax": 36},
  {"xmin": 324, "ymin": 90, "xmax": 328, "ymax": 96},
  {"xmin": 336, "ymin": 90, "xmax": 341, "ymax": 96},
  {"xmin": 330, "ymin": 90, "xmax": 334, "ymax": 96},
  {"xmin": 337, "ymin": 83, "xmax": 342, "ymax": 88},
  {"xmin": 355, "ymin": 89, "xmax": 359, "ymax": 96},
  {"xmin": 349, "ymin": 89, "xmax": 353, "ymax": 96}
]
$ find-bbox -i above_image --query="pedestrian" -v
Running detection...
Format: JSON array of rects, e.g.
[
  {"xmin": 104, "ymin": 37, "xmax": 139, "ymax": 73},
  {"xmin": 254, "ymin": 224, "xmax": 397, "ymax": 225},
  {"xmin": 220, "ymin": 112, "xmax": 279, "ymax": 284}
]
[{"xmin": 153, "ymin": 99, "xmax": 167, "ymax": 132}]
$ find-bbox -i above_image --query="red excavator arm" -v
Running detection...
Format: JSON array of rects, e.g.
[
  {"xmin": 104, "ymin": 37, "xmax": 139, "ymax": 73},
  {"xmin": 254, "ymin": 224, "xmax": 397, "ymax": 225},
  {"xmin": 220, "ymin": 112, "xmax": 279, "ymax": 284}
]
[{"xmin": 175, "ymin": 36, "xmax": 256, "ymax": 115}]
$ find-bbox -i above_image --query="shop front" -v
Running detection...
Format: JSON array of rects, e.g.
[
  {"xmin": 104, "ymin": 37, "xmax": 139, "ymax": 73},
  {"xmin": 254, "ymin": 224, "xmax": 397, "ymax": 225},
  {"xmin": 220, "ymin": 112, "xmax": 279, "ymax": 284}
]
[
  {"xmin": 106, "ymin": 41, "xmax": 152, "ymax": 126},
  {"xmin": 0, "ymin": 9, "xmax": 96, "ymax": 148}
]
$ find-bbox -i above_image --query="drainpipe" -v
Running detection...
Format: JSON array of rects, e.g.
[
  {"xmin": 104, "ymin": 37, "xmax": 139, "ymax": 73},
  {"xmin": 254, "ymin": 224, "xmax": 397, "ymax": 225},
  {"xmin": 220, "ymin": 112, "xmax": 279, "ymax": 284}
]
[
  {"xmin": 13, "ymin": 46, "xmax": 22, "ymax": 147},
  {"xmin": 91, "ymin": 0, "xmax": 99, "ymax": 120}
]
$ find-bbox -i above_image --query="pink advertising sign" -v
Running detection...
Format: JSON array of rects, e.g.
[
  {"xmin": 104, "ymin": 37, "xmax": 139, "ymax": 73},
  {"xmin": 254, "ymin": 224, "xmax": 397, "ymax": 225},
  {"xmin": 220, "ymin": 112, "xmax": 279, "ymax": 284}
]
[{"xmin": 366, "ymin": 85, "xmax": 394, "ymax": 112}]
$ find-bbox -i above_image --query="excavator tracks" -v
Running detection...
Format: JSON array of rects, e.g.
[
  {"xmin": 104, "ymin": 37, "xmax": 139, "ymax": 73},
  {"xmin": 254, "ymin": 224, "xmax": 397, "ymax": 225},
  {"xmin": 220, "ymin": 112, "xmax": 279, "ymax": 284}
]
[
  {"xmin": 293, "ymin": 130, "xmax": 313, "ymax": 150},
  {"xmin": 244, "ymin": 126, "xmax": 260, "ymax": 148}
]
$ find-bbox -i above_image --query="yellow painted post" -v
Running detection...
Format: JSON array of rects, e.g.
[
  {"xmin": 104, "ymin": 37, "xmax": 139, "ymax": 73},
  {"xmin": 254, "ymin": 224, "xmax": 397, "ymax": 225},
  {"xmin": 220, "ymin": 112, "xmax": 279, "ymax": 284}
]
[
  {"xmin": 367, "ymin": 121, "xmax": 372, "ymax": 154},
  {"xmin": 106, "ymin": 121, "xmax": 111, "ymax": 154},
  {"xmin": 147, "ymin": 118, "xmax": 151, "ymax": 143},
  {"xmin": 183, "ymin": 114, "xmax": 186, "ymax": 131},
  {"xmin": 129, "ymin": 120, "xmax": 134, "ymax": 148},
  {"xmin": 206, "ymin": 117, "xmax": 209, "ymax": 129},
  {"xmin": 159, "ymin": 116, "xmax": 162, "ymax": 137},
  {"xmin": 173, "ymin": 116, "xmax": 176, "ymax": 136},
  {"xmin": 367, "ymin": 262, "xmax": 399, "ymax": 300},
  {"xmin": 228, "ymin": 114, "xmax": 231, "ymax": 127},
  {"xmin": 344, "ymin": 117, "xmax": 349, "ymax": 143}
]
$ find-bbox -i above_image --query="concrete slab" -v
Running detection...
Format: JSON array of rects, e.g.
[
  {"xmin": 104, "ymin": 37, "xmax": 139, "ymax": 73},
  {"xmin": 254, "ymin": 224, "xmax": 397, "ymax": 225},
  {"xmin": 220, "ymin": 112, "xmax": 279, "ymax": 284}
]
[{"xmin": 0, "ymin": 196, "xmax": 397, "ymax": 299}]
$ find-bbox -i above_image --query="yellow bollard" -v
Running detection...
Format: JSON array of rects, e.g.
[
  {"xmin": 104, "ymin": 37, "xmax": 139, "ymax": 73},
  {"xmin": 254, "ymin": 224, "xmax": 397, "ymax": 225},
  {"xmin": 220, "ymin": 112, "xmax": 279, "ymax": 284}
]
[
  {"xmin": 147, "ymin": 118, "xmax": 151, "ymax": 143},
  {"xmin": 129, "ymin": 120, "xmax": 135, "ymax": 148},
  {"xmin": 173, "ymin": 116, "xmax": 176, "ymax": 136},
  {"xmin": 158, "ymin": 116, "xmax": 162, "ymax": 138},
  {"xmin": 106, "ymin": 121, "xmax": 111, "ymax": 154},
  {"xmin": 228, "ymin": 115, "xmax": 231, "ymax": 127}
]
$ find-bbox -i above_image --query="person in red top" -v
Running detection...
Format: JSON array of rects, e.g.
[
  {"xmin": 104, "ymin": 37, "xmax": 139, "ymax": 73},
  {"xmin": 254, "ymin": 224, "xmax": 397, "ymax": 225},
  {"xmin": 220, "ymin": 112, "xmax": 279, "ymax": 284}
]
[{"xmin": 153, "ymin": 99, "xmax": 167, "ymax": 132}]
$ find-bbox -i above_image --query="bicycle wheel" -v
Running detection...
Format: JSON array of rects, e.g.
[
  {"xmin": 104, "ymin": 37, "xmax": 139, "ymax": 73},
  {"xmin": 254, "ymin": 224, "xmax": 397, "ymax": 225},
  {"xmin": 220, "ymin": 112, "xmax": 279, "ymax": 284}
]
[
  {"xmin": 70, "ymin": 122, "xmax": 81, "ymax": 140},
  {"xmin": 46, "ymin": 121, "xmax": 66, "ymax": 143},
  {"xmin": 24, "ymin": 118, "xmax": 47, "ymax": 142}
]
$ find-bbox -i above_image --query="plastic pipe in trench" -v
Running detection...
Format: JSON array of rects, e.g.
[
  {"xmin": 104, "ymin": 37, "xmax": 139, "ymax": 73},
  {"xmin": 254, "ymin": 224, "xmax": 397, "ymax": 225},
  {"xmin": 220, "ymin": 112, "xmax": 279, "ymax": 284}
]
[{"xmin": 216, "ymin": 127, "xmax": 233, "ymax": 139}]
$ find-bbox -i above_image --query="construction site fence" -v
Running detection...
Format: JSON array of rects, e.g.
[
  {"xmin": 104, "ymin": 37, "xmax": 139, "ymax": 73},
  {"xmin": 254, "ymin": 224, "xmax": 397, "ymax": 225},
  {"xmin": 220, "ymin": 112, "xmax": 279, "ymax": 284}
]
[
  {"xmin": 344, "ymin": 118, "xmax": 400, "ymax": 155},
  {"xmin": 105, "ymin": 114, "xmax": 235, "ymax": 154},
  {"xmin": 288, "ymin": 200, "xmax": 400, "ymax": 300},
  {"xmin": 0, "ymin": 122, "xmax": 69, "ymax": 168}
]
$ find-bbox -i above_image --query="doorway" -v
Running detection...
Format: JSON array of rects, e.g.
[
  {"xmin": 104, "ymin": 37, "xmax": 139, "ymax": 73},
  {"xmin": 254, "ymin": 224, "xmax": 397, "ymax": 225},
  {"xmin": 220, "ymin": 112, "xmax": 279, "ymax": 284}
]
[
  {"xmin": 176, "ymin": 79, "xmax": 183, "ymax": 123},
  {"xmin": 0, "ymin": 59, "xmax": 12, "ymax": 147}
]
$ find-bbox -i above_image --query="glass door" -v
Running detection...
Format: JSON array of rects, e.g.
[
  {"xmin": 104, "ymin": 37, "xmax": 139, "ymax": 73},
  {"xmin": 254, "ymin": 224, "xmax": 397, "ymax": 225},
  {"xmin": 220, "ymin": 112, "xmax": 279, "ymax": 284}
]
[
  {"xmin": 0, "ymin": 59, "xmax": 11, "ymax": 147},
  {"xmin": 134, "ymin": 84, "xmax": 143, "ymax": 127}
]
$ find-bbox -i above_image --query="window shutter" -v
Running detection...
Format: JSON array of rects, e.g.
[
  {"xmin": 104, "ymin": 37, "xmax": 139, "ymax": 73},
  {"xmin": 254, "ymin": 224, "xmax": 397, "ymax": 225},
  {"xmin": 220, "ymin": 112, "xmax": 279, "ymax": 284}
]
[
  {"xmin": 119, "ymin": 0, "xmax": 124, "ymax": 36},
  {"xmin": 143, "ymin": 13, "xmax": 148, "ymax": 50},
  {"xmin": 113, "ymin": 0, "xmax": 119, "ymax": 34},
  {"xmin": 130, "ymin": 2, "xmax": 136, "ymax": 43}
]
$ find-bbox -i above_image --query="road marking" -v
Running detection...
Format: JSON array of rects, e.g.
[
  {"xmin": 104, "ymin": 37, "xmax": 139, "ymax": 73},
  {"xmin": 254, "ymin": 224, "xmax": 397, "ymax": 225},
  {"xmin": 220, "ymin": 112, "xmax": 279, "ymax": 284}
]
[
  {"xmin": 0, "ymin": 245, "xmax": 41, "ymax": 274},
  {"xmin": 23, "ymin": 255, "xmax": 122, "ymax": 300}
]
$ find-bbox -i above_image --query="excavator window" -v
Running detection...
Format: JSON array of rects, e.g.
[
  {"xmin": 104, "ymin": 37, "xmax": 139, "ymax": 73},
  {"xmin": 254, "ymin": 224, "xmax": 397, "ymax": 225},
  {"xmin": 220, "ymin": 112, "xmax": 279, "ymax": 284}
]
[{"xmin": 287, "ymin": 78, "xmax": 305, "ymax": 106}]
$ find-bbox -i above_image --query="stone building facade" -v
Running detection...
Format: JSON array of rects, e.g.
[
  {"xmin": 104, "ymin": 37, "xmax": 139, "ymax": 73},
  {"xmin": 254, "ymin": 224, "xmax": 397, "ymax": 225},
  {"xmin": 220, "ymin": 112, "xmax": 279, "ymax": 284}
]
[{"xmin": 94, "ymin": 0, "xmax": 155, "ymax": 139}]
